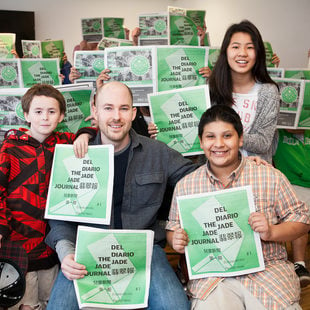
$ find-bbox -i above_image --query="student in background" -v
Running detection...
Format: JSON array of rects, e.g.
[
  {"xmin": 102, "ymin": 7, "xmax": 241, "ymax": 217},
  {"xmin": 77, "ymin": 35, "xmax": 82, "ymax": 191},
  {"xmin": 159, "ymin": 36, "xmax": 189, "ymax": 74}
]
[
  {"xmin": 273, "ymin": 129, "xmax": 310, "ymax": 287},
  {"xmin": 270, "ymin": 49, "xmax": 310, "ymax": 286},
  {"xmin": 208, "ymin": 20, "xmax": 280, "ymax": 163},
  {"xmin": 150, "ymin": 20, "xmax": 280, "ymax": 163}
]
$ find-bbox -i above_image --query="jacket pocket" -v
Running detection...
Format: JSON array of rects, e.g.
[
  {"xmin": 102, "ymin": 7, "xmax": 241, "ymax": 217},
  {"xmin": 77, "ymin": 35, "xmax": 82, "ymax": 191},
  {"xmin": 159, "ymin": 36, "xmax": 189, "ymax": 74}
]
[{"xmin": 134, "ymin": 172, "xmax": 165, "ymax": 207}]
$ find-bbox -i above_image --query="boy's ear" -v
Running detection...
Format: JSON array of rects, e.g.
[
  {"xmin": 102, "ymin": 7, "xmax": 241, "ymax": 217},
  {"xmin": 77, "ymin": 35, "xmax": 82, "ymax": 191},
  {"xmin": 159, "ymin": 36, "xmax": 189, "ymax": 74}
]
[
  {"xmin": 58, "ymin": 113, "xmax": 65, "ymax": 123},
  {"xmin": 24, "ymin": 112, "xmax": 30, "ymax": 123},
  {"xmin": 239, "ymin": 134, "xmax": 244, "ymax": 148}
]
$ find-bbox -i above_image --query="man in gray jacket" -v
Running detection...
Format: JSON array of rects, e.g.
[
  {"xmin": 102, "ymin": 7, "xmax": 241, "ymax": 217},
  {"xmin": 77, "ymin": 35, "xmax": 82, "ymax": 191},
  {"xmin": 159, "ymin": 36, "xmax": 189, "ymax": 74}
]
[{"xmin": 46, "ymin": 81, "xmax": 197, "ymax": 310}]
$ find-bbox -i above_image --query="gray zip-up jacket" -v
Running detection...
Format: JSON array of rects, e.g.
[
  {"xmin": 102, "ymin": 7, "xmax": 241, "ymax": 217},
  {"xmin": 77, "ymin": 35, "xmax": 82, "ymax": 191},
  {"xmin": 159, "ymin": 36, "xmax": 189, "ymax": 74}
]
[
  {"xmin": 242, "ymin": 83, "xmax": 280, "ymax": 163},
  {"xmin": 46, "ymin": 129, "xmax": 197, "ymax": 260}
]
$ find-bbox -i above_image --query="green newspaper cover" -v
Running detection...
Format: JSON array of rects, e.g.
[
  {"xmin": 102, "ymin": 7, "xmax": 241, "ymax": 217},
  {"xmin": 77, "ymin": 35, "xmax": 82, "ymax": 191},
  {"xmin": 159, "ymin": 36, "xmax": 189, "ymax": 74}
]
[
  {"xmin": 156, "ymin": 46, "xmax": 207, "ymax": 92},
  {"xmin": 21, "ymin": 40, "xmax": 42, "ymax": 58},
  {"xmin": 169, "ymin": 15, "xmax": 199, "ymax": 46},
  {"xmin": 0, "ymin": 59, "xmax": 23, "ymax": 88},
  {"xmin": 0, "ymin": 88, "xmax": 28, "ymax": 142},
  {"xmin": 74, "ymin": 227, "xmax": 154, "ymax": 309},
  {"xmin": 0, "ymin": 33, "xmax": 15, "ymax": 59},
  {"xmin": 20, "ymin": 58, "xmax": 61, "ymax": 87},
  {"xmin": 103, "ymin": 18, "xmax": 126, "ymax": 39},
  {"xmin": 138, "ymin": 13, "xmax": 169, "ymax": 46},
  {"xmin": 284, "ymin": 69, "xmax": 310, "ymax": 80},
  {"xmin": 264, "ymin": 41, "xmax": 274, "ymax": 68},
  {"xmin": 273, "ymin": 78, "xmax": 307, "ymax": 128},
  {"xmin": 149, "ymin": 85, "xmax": 210, "ymax": 156},
  {"xmin": 177, "ymin": 186, "xmax": 264, "ymax": 279},
  {"xmin": 45, "ymin": 144, "xmax": 114, "ymax": 225},
  {"xmin": 74, "ymin": 51, "xmax": 105, "ymax": 81},
  {"xmin": 55, "ymin": 85, "xmax": 93, "ymax": 133}
]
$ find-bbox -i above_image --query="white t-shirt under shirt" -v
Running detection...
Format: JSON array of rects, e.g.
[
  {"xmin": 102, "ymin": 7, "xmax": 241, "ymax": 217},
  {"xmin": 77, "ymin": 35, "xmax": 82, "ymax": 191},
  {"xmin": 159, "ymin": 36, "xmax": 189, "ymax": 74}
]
[{"xmin": 232, "ymin": 82, "xmax": 262, "ymax": 156}]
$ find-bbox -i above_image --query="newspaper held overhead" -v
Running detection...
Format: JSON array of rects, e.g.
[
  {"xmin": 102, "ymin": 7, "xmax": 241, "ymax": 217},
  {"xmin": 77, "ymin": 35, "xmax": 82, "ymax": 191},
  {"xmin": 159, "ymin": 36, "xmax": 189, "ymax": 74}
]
[
  {"xmin": 0, "ymin": 33, "xmax": 16, "ymax": 59},
  {"xmin": 273, "ymin": 77, "xmax": 310, "ymax": 129},
  {"xmin": 149, "ymin": 85, "xmax": 210, "ymax": 156}
]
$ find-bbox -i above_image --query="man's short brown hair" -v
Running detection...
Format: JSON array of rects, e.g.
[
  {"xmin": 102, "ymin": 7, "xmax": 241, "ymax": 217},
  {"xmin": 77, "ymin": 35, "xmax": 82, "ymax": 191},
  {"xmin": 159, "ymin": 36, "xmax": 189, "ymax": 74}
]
[{"xmin": 21, "ymin": 84, "xmax": 66, "ymax": 114}]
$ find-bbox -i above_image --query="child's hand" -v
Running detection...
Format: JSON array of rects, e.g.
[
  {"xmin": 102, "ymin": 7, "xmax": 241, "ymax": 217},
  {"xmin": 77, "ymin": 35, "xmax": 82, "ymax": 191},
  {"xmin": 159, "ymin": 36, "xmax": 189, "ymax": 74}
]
[
  {"xmin": 59, "ymin": 73, "xmax": 65, "ymax": 84},
  {"xmin": 248, "ymin": 212, "xmax": 271, "ymax": 241},
  {"xmin": 247, "ymin": 156, "xmax": 271, "ymax": 166},
  {"xmin": 198, "ymin": 66, "xmax": 212, "ymax": 78},
  {"xmin": 11, "ymin": 49, "xmax": 19, "ymax": 58},
  {"xmin": 172, "ymin": 228, "xmax": 189, "ymax": 254},
  {"xmin": 73, "ymin": 134, "xmax": 89, "ymax": 158},
  {"xmin": 96, "ymin": 68, "xmax": 111, "ymax": 90},
  {"xmin": 132, "ymin": 27, "xmax": 141, "ymax": 46},
  {"xmin": 62, "ymin": 52, "xmax": 68, "ymax": 65},
  {"xmin": 69, "ymin": 67, "xmax": 82, "ymax": 83},
  {"xmin": 148, "ymin": 122, "xmax": 158, "ymax": 139},
  {"xmin": 271, "ymin": 53, "xmax": 280, "ymax": 67}
]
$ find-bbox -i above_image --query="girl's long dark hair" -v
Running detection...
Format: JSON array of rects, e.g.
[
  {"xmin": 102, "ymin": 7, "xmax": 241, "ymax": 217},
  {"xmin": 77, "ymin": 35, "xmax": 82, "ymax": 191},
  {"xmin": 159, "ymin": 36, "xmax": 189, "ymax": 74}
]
[{"xmin": 209, "ymin": 20, "xmax": 277, "ymax": 106}]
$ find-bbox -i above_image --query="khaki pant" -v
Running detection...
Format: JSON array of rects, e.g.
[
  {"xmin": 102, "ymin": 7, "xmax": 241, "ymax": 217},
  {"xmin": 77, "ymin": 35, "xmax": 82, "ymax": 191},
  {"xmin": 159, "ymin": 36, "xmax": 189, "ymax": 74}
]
[
  {"xmin": 191, "ymin": 278, "xmax": 301, "ymax": 310},
  {"xmin": 9, "ymin": 265, "xmax": 58, "ymax": 310}
]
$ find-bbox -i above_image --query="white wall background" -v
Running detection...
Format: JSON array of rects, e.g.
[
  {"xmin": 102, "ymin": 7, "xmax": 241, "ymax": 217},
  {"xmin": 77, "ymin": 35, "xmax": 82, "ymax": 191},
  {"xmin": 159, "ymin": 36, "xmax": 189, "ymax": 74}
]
[{"xmin": 1, "ymin": 0, "xmax": 309, "ymax": 68}]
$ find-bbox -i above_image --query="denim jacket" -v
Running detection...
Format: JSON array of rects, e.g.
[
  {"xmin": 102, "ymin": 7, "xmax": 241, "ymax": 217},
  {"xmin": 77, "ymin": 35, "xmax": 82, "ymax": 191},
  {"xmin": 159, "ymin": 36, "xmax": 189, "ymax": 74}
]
[{"xmin": 46, "ymin": 129, "xmax": 197, "ymax": 251}]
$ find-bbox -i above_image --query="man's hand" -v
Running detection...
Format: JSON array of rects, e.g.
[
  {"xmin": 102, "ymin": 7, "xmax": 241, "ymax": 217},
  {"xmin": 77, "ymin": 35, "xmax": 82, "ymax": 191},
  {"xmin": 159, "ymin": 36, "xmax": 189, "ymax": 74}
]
[{"xmin": 61, "ymin": 254, "xmax": 87, "ymax": 280}]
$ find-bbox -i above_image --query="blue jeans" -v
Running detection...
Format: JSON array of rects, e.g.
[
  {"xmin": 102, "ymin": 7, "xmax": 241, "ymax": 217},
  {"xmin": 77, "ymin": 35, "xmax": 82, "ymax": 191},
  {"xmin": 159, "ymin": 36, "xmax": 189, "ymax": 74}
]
[{"xmin": 47, "ymin": 244, "xmax": 189, "ymax": 310}]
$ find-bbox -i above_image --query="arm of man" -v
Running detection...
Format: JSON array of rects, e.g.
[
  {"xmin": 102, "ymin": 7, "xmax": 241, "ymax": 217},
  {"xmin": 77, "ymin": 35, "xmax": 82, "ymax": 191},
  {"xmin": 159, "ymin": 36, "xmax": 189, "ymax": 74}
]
[
  {"xmin": 166, "ymin": 146, "xmax": 198, "ymax": 187},
  {"xmin": 55, "ymin": 240, "xmax": 87, "ymax": 281},
  {"xmin": 46, "ymin": 220, "xmax": 87, "ymax": 280}
]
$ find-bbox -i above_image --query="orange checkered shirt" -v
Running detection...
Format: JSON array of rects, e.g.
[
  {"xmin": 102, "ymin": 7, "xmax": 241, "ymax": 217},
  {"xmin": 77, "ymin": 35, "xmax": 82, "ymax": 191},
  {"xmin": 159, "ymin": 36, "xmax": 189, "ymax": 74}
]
[{"xmin": 166, "ymin": 156, "xmax": 309, "ymax": 309}]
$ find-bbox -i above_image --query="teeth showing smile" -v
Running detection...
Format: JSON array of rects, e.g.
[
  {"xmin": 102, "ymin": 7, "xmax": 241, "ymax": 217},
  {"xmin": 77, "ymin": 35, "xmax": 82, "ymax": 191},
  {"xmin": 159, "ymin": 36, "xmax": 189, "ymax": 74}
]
[
  {"xmin": 212, "ymin": 151, "xmax": 227, "ymax": 155},
  {"xmin": 110, "ymin": 125, "xmax": 121, "ymax": 128},
  {"xmin": 236, "ymin": 60, "xmax": 247, "ymax": 64}
]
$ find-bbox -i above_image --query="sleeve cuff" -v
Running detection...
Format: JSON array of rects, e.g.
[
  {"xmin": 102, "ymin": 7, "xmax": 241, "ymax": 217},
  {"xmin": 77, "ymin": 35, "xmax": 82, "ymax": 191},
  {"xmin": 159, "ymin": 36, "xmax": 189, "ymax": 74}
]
[{"xmin": 55, "ymin": 239, "xmax": 76, "ymax": 263}]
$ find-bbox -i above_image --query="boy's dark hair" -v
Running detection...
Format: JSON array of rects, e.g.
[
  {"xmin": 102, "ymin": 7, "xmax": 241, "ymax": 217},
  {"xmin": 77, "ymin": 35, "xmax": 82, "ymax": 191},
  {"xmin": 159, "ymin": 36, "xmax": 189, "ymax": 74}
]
[
  {"xmin": 198, "ymin": 105, "xmax": 243, "ymax": 138},
  {"xmin": 21, "ymin": 84, "xmax": 66, "ymax": 114},
  {"xmin": 209, "ymin": 20, "xmax": 278, "ymax": 106}
]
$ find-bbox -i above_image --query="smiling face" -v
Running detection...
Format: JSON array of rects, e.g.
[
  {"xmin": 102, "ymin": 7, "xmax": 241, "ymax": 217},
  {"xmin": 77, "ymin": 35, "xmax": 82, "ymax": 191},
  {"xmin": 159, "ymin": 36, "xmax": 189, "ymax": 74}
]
[
  {"xmin": 94, "ymin": 82, "xmax": 137, "ymax": 152},
  {"xmin": 226, "ymin": 32, "xmax": 256, "ymax": 78},
  {"xmin": 199, "ymin": 120, "xmax": 243, "ymax": 177},
  {"xmin": 24, "ymin": 95, "xmax": 64, "ymax": 143}
]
